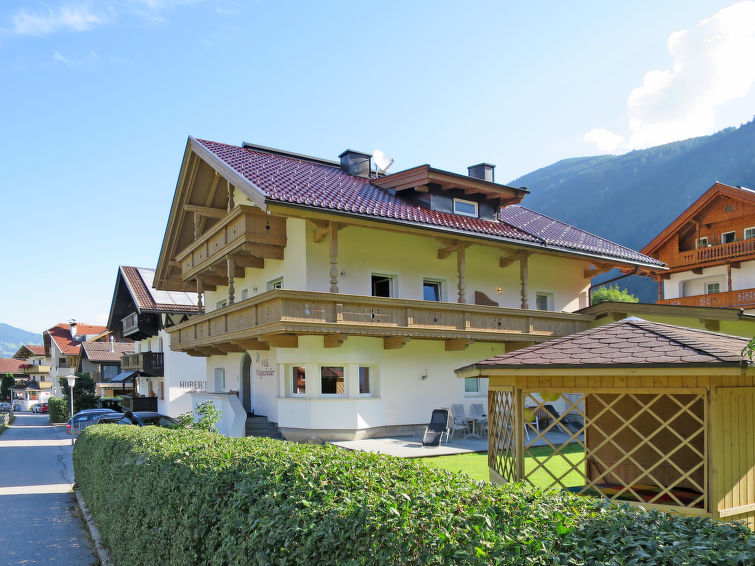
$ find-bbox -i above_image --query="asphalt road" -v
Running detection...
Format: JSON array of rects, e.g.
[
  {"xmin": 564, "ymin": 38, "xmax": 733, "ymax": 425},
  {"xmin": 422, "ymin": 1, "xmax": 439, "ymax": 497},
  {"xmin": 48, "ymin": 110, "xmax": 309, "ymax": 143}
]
[{"xmin": 0, "ymin": 413, "xmax": 97, "ymax": 565}]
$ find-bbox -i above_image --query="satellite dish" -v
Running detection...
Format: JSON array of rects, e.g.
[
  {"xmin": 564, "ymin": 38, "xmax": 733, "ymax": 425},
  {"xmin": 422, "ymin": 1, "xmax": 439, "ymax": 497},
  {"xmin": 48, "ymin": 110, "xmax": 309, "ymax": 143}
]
[{"xmin": 373, "ymin": 149, "xmax": 395, "ymax": 174}]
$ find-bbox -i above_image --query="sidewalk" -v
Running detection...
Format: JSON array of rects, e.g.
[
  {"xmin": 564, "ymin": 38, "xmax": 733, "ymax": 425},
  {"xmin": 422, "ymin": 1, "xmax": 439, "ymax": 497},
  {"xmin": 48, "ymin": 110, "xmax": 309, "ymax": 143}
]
[{"xmin": 0, "ymin": 412, "xmax": 97, "ymax": 565}]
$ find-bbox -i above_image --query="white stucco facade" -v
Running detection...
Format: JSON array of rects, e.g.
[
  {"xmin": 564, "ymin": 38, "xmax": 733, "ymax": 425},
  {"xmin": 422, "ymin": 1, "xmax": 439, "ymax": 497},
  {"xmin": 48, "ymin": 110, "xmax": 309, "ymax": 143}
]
[{"xmin": 663, "ymin": 260, "xmax": 755, "ymax": 300}]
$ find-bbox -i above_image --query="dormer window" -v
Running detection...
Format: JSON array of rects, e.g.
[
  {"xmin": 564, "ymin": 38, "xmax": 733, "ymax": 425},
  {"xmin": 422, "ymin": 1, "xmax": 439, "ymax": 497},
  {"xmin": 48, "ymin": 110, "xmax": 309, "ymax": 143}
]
[{"xmin": 453, "ymin": 198, "xmax": 478, "ymax": 218}]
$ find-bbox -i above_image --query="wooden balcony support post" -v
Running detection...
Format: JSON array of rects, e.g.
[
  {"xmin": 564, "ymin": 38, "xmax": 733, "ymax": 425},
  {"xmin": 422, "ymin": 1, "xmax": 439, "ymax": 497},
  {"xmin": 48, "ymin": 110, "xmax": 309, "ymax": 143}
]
[
  {"xmin": 519, "ymin": 252, "xmax": 530, "ymax": 309},
  {"xmin": 457, "ymin": 244, "xmax": 466, "ymax": 304},
  {"xmin": 227, "ymin": 256, "xmax": 235, "ymax": 305},
  {"xmin": 193, "ymin": 211, "xmax": 201, "ymax": 239},
  {"xmin": 196, "ymin": 277, "xmax": 204, "ymax": 313},
  {"xmin": 227, "ymin": 179, "xmax": 234, "ymax": 212},
  {"xmin": 727, "ymin": 263, "xmax": 732, "ymax": 292},
  {"xmin": 329, "ymin": 222, "xmax": 339, "ymax": 293}
]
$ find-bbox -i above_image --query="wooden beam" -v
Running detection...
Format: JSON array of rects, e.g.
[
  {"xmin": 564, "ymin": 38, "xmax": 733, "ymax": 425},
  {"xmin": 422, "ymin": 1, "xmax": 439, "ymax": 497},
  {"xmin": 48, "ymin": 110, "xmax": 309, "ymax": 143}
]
[
  {"xmin": 184, "ymin": 204, "xmax": 226, "ymax": 218},
  {"xmin": 197, "ymin": 346, "xmax": 225, "ymax": 356},
  {"xmin": 185, "ymin": 349, "xmax": 209, "ymax": 357},
  {"xmin": 240, "ymin": 242, "xmax": 284, "ymax": 260},
  {"xmin": 383, "ymin": 336, "xmax": 409, "ymax": 350},
  {"xmin": 520, "ymin": 253, "xmax": 529, "ymax": 309},
  {"xmin": 499, "ymin": 254, "xmax": 518, "ymax": 269},
  {"xmin": 445, "ymin": 338, "xmax": 472, "ymax": 351},
  {"xmin": 731, "ymin": 261, "xmax": 741, "ymax": 269},
  {"xmin": 198, "ymin": 172, "xmax": 221, "ymax": 235},
  {"xmin": 437, "ymin": 242, "xmax": 458, "ymax": 260},
  {"xmin": 323, "ymin": 334, "xmax": 346, "ymax": 348},
  {"xmin": 329, "ymin": 223, "xmax": 339, "ymax": 293},
  {"xmin": 232, "ymin": 339, "xmax": 270, "ymax": 351},
  {"xmin": 692, "ymin": 268, "xmax": 703, "ymax": 274},
  {"xmin": 309, "ymin": 219, "xmax": 330, "ymax": 243},
  {"xmin": 457, "ymin": 243, "xmax": 466, "ymax": 304},
  {"xmin": 215, "ymin": 343, "xmax": 245, "ymax": 353},
  {"xmin": 230, "ymin": 254, "xmax": 265, "ymax": 269},
  {"xmin": 261, "ymin": 334, "xmax": 298, "ymax": 348}
]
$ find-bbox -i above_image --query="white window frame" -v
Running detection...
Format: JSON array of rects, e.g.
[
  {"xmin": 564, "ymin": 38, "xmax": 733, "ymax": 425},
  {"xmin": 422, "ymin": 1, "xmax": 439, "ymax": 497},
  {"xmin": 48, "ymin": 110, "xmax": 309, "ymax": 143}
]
[
  {"xmin": 721, "ymin": 231, "xmax": 735, "ymax": 244},
  {"xmin": 216, "ymin": 299, "xmax": 227, "ymax": 310},
  {"xmin": 453, "ymin": 198, "xmax": 478, "ymax": 218},
  {"xmin": 464, "ymin": 377, "xmax": 482, "ymax": 397},
  {"xmin": 320, "ymin": 366, "xmax": 346, "ymax": 397},
  {"xmin": 290, "ymin": 366, "xmax": 306, "ymax": 396},
  {"xmin": 240, "ymin": 288, "xmax": 249, "ymax": 300},
  {"xmin": 745, "ymin": 227, "xmax": 755, "ymax": 240},
  {"xmin": 422, "ymin": 279, "xmax": 444, "ymax": 302},
  {"xmin": 267, "ymin": 277, "xmax": 284, "ymax": 291},
  {"xmin": 706, "ymin": 282, "xmax": 721, "ymax": 294},
  {"xmin": 535, "ymin": 292, "xmax": 554, "ymax": 311},
  {"xmin": 698, "ymin": 237, "xmax": 709, "ymax": 248},
  {"xmin": 371, "ymin": 273, "xmax": 396, "ymax": 298},
  {"xmin": 214, "ymin": 368, "xmax": 226, "ymax": 392},
  {"xmin": 358, "ymin": 366, "xmax": 374, "ymax": 397}
]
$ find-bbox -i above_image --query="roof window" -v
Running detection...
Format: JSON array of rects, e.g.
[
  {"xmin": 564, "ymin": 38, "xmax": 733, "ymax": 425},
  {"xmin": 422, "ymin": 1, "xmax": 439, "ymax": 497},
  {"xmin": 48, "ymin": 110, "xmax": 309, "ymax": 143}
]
[{"xmin": 453, "ymin": 198, "xmax": 478, "ymax": 218}]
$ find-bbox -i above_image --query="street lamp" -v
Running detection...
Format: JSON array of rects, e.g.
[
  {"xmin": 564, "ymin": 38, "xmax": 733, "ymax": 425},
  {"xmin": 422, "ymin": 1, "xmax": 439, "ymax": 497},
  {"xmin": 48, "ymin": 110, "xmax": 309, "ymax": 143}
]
[{"xmin": 65, "ymin": 374, "xmax": 76, "ymax": 447}]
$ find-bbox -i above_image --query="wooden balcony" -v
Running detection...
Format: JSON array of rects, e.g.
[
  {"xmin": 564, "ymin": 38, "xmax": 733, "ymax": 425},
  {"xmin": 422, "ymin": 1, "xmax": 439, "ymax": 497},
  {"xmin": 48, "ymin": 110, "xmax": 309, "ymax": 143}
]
[
  {"xmin": 121, "ymin": 352, "xmax": 165, "ymax": 376},
  {"xmin": 176, "ymin": 205, "xmax": 287, "ymax": 289},
  {"xmin": 168, "ymin": 289, "xmax": 591, "ymax": 356},
  {"xmin": 658, "ymin": 288, "xmax": 755, "ymax": 308},
  {"xmin": 121, "ymin": 312, "xmax": 159, "ymax": 340},
  {"xmin": 673, "ymin": 239, "xmax": 755, "ymax": 269},
  {"xmin": 19, "ymin": 364, "xmax": 50, "ymax": 375}
]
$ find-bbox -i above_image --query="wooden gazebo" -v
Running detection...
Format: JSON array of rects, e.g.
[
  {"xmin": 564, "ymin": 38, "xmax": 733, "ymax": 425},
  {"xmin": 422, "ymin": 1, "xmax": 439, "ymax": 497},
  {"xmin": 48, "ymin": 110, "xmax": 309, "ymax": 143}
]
[{"xmin": 457, "ymin": 317, "xmax": 755, "ymax": 530}]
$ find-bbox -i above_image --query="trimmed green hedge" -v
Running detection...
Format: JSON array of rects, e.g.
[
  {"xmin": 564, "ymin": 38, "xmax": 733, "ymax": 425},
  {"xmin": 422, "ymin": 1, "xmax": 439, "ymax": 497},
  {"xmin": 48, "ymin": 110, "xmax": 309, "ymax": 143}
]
[
  {"xmin": 47, "ymin": 397, "xmax": 69, "ymax": 423},
  {"xmin": 74, "ymin": 427, "xmax": 755, "ymax": 565}
]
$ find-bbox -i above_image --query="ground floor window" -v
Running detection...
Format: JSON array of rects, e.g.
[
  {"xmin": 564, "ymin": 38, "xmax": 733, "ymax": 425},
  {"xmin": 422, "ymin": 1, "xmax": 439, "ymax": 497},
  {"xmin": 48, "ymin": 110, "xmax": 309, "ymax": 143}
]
[
  {"xmin": 359, "ymin": 367, "xmax": 371, "ymax": 395},
  {"xmin": 423, "ymin": 279, "xmax": 442, "ymax": 301},
  {"xmin": 535, "ymin": 292, "xmax": 554, "ymax": 311},
  {"xmin": 465, "ymin": 377, "xmax": 480, "ymax": 394},
  {"xmin": 292, "ymin": 366, "xmax": 306, "ymax": 395},
  {"xmin": 321, "ymin": 366, "xmax": 344, "ymax": 395},
  {"xmin": 214, "ymin": 368, "xmax": 226, "ymax": 392}
]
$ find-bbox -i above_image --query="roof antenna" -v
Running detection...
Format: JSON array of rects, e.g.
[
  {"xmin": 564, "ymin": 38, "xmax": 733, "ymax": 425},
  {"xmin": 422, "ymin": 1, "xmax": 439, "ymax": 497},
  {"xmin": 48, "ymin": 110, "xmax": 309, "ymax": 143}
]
[{"xmin": 373, "ymin": 149, "xmax": 394, "ymax": 176}]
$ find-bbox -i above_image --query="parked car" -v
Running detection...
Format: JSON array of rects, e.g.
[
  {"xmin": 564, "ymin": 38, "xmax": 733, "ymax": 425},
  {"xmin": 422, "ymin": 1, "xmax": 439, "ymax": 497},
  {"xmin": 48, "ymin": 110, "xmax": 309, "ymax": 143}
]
[
  {"xmin": 93, "ymin": 411, "xmax": 178, "ymax": 428},
  {"xmin": 0, "ymin": 402, "xmax": 12, "ymax": 412},
  {"xmin": 30, "ymin": 403, "xmax": 41, "ymax": 413},
  {"xmin": 40, "ymin": 403, "xmax": 48, "ymax": 414},
  {"xmin": 66, "ymin": 409, "xmax": 118, "ymax": 435}
]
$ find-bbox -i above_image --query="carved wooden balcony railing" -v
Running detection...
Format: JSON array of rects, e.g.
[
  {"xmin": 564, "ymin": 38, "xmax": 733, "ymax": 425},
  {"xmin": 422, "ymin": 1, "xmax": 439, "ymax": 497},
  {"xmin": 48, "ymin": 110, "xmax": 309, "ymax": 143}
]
[
  {"xmin": 657, "ymin": 287, "xmax": 755, "ymax": 308},
  {"xmin": 176, "ymin": 205, "xmax": 287, "ymax": 289},
  {"xmin": 168, "ymin": 289, "xmax": 591, "ymax": 356},
  {"xmin": 674, "ymin": 239, "xmax": 755, "ymax": 268},
  {"xmin": 121, "ymin": 352, "xmax": 165, "ymax": 376}
]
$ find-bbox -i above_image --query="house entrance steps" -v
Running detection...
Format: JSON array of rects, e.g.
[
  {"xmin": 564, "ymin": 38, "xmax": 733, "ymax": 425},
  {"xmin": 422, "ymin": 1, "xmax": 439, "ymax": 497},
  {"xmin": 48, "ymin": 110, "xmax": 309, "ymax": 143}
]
[{"xmin": 245, "ymin": 414, "xmax": 284, "ymax": 439}]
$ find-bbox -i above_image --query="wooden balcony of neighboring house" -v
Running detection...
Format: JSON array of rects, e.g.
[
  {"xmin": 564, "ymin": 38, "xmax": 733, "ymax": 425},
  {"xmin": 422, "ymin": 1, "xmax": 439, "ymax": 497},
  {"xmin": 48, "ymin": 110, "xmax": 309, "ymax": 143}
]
[
  {"xmin": 121, "ymin": 312, "xmax": 159, "ymax": 340},
  {"xmin": 121, "ymin": 352, "xmax": 165, "ymax": 376},
  {"xmin": 176, "ymin": 204, "xmax": 287, "ymax": 291},
  {"xmin": 671, "ymin": 238, "xmax": 755, "ymax": 270},
  {"xmin": 657, "ymin": 287, "xmax": 755, "ymax": 309},
  {"xmin": 19, "ymin": 364, "xmax": 50, "ymax": 375},
  {"xmin": 168, "ymin": 289, "xmax": 591, "ymax": 356}
]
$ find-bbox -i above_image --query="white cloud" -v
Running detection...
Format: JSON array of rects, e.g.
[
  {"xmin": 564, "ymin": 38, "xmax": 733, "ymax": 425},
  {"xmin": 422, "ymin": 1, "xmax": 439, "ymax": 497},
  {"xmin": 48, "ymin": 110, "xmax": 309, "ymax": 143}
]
[
  {"xmin": 53, "ymin": 50, "xmax": 74, "ymax": 64},
  {"xmin": 12, "ymin": 4, "xmax": 109, "ymax": 35},
  {"xmin": 585, "ymin": 1, "xmax": 755, "ymax": 152},
  {"xmin": 583, "ymin": 129, "xmax": 625, "ymax": 153}
]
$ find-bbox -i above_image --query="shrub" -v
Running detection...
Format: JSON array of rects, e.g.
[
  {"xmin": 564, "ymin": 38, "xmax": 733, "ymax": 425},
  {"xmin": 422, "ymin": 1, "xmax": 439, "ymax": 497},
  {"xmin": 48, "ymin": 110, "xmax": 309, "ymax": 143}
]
[
  {"xmin": 47, "ymin": 397, "xmax": 70, "ymax": 423},
  {"xmin": 74, "ymin": 427, "xmax": 755, "ymax": 566},
  {"xmin": 174, "ymin": 400, "xmax": 222, "ymax": 432},
  {"xmin": 590, "ymin": 284, "xmax": 639, "ymax": 305}
]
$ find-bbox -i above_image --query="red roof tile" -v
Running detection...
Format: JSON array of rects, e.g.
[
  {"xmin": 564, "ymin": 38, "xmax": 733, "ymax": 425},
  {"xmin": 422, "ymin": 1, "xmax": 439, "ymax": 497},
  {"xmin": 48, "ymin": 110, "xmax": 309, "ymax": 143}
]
[
  {"xmin": 45, "ymin": 323, "xmax": 107, "ymax": 355},
  {"xmin": 24, "ymin": 345, "xmax": 46, "ymax": 356},
  {"xmin": 196, "ymin": 139, "xmax": 663, "ymax": 267},
  {"xmin": 0, "ymin": 358, "xmax": 25, "ymax": 373},
  {"xmin": 460, "ymin": 318, "xmax": 749, "ymax": 370}
]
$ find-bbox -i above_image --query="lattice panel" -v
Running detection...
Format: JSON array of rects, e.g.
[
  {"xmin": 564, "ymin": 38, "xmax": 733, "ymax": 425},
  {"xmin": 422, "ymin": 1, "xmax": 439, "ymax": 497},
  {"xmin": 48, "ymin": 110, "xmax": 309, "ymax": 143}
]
[
  {"xmin": 488, "ymin": 388, "xmax": 516, "ymax": 482},
  {"xmin": 522, "ymin": 392, "xmax": 587, "ymax": 490}
]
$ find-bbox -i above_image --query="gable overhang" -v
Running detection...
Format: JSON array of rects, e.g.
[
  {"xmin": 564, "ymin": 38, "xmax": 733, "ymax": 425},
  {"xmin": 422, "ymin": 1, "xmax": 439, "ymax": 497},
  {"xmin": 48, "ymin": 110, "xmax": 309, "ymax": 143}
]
[
  {"xmin": 456, "ymin": 363, "xmax": 751, "ymax": 379},
  {"xmin": 155, "ymin": 137, "xmax": 270, "ymax": 291},
  {"xmin": 642, "ymin": 182, "xmax": 755, "ymax": 256}
]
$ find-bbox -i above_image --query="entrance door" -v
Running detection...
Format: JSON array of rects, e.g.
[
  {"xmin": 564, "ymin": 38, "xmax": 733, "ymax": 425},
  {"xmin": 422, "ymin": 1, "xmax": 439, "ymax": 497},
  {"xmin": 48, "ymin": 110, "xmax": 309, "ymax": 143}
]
[{"xmin": 241, "ymin": 354, "xmax": 252, "ymax": 415}]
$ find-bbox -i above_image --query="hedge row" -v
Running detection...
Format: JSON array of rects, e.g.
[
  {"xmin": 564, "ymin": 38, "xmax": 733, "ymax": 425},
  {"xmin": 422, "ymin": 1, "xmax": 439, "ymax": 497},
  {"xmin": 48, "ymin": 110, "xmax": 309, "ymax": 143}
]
[
  {"xmin": 74, "ymin": 426, "xmax": 755, "ymax": 565},
  {"xmin": 47, "ymin": 396, "xmax": 69, "ymax": 423}
]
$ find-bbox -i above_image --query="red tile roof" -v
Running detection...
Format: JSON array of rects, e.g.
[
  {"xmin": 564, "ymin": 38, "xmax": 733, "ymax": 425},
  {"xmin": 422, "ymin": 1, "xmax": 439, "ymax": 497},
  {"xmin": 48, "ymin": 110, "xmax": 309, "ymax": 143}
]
[
  {"xmin": 0, "ymin": 358, "xmax": 25, "ymax": 373},
  {"xmin": 460, "ymin": 318, "xmax": 749, "ymax": 370},
  {"xmin": 24, "ymin": 345, "xmax": 46, "ymax": 356},
  {"xmin": 121, "ymin": 266, "xmax": 198, "ymax": 314},
  {"xmin": 45, "ymin": 323, "xmax": 108, "ymax": 355},
  {"xmin": 81, "ymin": 341, "xmax": 134, "ymax": 362},
  {"xmin": 195, "ymin": 138, "xmax": 663, "ymax": 267},
  {"xmin": 13, "ymin": 345, "xmax": 46, "ymax": 359}
]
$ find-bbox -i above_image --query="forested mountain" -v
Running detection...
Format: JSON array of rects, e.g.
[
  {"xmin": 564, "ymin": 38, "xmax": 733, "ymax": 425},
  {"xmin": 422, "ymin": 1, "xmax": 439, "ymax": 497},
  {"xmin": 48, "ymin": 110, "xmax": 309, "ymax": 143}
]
[
  {"xmin": 512, "ymin": 118, "xmax": 755, "ymax": 252},
  {"xmin": 0, "ymin": 323, "xmax": 42, "ymax": 358}
]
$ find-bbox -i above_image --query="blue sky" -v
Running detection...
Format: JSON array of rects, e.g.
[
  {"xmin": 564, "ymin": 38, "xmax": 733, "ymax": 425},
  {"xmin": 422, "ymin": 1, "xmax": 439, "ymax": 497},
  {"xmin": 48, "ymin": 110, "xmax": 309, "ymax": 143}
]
[{"xmin": 2, "ymin": 0, "xmax": 754, "ymax": 334}]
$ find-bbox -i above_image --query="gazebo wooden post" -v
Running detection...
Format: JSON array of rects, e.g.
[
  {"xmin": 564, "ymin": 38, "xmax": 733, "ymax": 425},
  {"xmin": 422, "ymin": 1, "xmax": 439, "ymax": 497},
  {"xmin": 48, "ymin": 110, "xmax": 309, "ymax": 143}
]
[{"xmin": 514, "ymin": 387, "xmax": 525, "ymax": 481}]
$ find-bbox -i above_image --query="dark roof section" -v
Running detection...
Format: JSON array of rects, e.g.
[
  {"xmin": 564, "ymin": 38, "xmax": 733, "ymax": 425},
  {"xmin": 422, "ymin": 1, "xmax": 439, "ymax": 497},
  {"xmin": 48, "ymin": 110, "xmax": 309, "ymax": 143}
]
[
  {"xmin": 194, "ymin": 138, "xmax": 664, "ymax": 267},
  {"xmin": 121, "ymin": 266, "xmax": 198, "ymax": 314},
  {"xmin": 81, "ymin": 341, "xmax": 134, "ymax": 363},
  {"xmin": 459, "ymin": 317, "xmax": 750, "ymax": 370}
]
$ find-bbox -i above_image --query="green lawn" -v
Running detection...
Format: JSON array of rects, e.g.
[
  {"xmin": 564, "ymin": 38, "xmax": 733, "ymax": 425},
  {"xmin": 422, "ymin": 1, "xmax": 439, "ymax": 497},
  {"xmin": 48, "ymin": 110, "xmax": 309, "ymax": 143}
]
[{"xmin": 421, "ymin": 444, "xmax": 585, "ymax": 489}]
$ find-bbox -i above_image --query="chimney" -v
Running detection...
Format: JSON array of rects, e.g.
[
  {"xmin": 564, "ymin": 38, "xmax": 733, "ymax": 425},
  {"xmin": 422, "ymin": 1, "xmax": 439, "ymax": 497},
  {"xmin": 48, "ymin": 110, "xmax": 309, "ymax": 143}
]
[
  {"xmin": 339, "ymin": 149, "xmax": 372, "ymax": 178},
  {"xmin": 69, "ymin": 320, "xmax": 78, "ymax": 340},
  {"xmin": 467, "ymin": 163, "xmax": 495, "ymax": 183}
]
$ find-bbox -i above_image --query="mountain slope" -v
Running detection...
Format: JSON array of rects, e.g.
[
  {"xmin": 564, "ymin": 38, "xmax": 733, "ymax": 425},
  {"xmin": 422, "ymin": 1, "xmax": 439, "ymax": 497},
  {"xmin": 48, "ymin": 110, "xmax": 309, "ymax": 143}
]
[
  {"xmin": 0, "ymin": 323, "xmax": 42, "ymax": 358},
  {"xmin": 512, "ymin": 118, "xmax": 755, "ymax": 251}
]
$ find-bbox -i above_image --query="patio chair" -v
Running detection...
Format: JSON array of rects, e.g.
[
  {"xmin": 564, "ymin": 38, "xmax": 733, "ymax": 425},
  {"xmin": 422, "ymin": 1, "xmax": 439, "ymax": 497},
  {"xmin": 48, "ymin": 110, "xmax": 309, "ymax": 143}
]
[
  {"xmin": 447, "ymin": 406, "xmax": 471, "ymax": 440},
  {"xmin": 470, "ymin": 403, "xmax": 485, "ymax": 419},
  {"xmin": 422, "ymin": 408, "xmax": 450, "ymax": 446},
  {"xmin": 451, "ymin": 404, "xmax": 471, "ymax": 431}
]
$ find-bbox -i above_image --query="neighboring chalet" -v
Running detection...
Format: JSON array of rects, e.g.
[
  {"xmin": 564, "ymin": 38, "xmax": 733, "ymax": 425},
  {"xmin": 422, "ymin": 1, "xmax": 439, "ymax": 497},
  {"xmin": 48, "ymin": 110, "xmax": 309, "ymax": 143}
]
[
  {"xmin": 13, "ymin": 345, "xmax": 51, "ymax": 386},
  {"xmin": 78, "ymin": 340, "xmax": 134, "ymax": 397},
  {"xmin": 643, "ymin": 182, "xmax": 755, "ymax": 309},
  {"xmin": 44, "ymin": 322, "xmax": 108, "ymax": 396},
  {"xmin": 153, "ymin": 137, "xmax": 663, "ymax": 440},
  {"xmin": 106, "ymin": 266, "xmax": 203, "ymax": 416}
]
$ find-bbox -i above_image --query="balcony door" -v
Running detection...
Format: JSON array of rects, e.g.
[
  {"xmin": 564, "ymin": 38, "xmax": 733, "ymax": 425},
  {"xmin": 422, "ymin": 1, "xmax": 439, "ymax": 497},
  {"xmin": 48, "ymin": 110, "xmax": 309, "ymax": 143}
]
[{"xmin": 240, "ymin": 353, "xmax": 253, "ymax": 415}]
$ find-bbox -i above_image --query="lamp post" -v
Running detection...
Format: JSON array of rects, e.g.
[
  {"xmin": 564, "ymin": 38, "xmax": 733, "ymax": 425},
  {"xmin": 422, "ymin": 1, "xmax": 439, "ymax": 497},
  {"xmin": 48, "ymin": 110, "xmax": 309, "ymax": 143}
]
[{"xmin": 65, "ymin": 374, "xmax": 76, "ymax": 447}]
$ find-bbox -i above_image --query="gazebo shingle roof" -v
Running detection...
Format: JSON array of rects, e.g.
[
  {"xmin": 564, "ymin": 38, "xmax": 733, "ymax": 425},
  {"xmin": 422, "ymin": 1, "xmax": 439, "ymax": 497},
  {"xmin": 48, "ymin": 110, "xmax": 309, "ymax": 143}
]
[{"xmin": 460, "ymin": 318, "xmax": 750, "ymax": 370}]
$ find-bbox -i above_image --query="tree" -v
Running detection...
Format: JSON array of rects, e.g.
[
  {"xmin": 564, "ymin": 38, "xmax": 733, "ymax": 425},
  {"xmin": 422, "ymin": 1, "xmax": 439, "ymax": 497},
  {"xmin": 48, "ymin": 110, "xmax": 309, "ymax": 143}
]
[
  {"xmin": 59, "ymin": 372, "xmax": 98, "ymax": 413},
  {"xmin": 1, "ymin": 374, "xmax": 14, "ymax": 402},
  {"xmin": 590, "ymin": 284, "xmax": 639, "ymax": 306}
]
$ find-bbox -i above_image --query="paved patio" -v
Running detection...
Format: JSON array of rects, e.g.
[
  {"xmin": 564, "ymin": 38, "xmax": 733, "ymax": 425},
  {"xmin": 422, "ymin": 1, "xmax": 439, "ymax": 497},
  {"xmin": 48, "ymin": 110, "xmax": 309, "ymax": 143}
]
[{"xmin": 332, "ymin": 429, "xmax": 579, "ymax": 458}]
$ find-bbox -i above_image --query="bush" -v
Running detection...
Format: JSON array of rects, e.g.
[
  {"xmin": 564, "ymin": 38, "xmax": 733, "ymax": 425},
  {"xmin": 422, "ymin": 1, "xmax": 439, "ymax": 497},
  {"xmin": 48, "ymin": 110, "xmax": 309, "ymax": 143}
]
[
  {"xmin": 173, "ymin": 400, "xmax": 222, "ymax": 432},
  {"xmin": 590, "ymin": 284, "xmax": 639, "ymax": 305},
  {"xmin": 74, "ymin": 427, "xmax": 755, "ymax": 565},
  {"xmin": 47, "ymin": 397, "xmax": 70, "ymax": 423}
]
